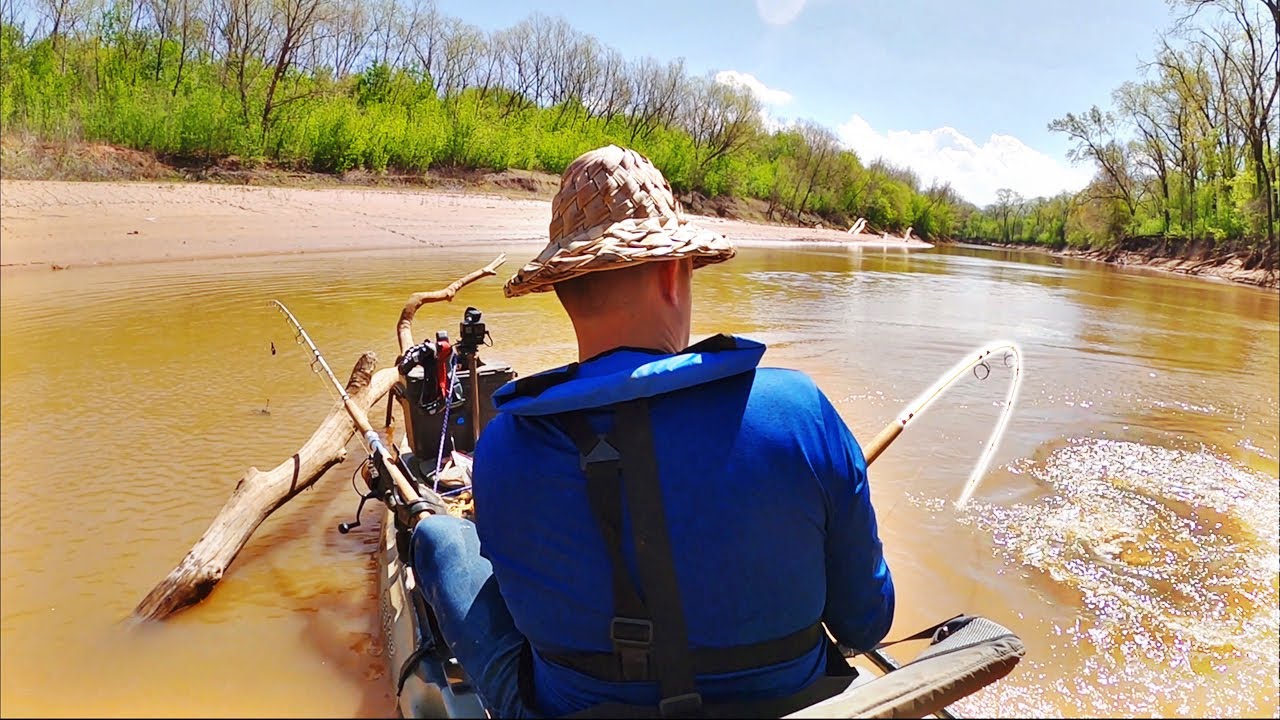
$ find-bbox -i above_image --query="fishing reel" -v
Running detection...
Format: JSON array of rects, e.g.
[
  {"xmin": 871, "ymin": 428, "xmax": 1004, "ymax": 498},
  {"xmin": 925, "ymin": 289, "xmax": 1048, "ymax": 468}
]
[
  {"xmin": 337, "ymin": 453, "xmax": 395, "ymax": 534},
  {"xmin": 337, "ymin": 450, "xmax": 442, "ymax": 535}
]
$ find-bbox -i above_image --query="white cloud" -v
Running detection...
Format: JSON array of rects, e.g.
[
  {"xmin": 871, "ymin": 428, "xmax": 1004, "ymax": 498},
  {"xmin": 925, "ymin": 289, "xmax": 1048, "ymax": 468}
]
[
  {"xmin": 715, "ymin": 70, "xmax": 794, "ymax": 133},
  {"xmin": 759, "ymin": 114, "xmax": 793, "ymax": 134},
  {"xmin": 835, "ymin": 114, "xmax": 1094, "ymax": 207},
  {"xmin": 755, "ymin": 0, "xmax": 808, "ymax": 26},
  {"xmin": 713, "ymin": 70, "xmax": 793, "ymax": 106}
]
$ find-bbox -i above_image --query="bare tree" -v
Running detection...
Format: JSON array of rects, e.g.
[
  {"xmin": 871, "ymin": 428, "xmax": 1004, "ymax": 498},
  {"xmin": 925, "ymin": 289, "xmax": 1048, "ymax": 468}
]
[
  {"xmin": 36, "ymin": 0, "xmax": 95, "ymax": 56},
  {"xmin": 584, "ymin": 45, "xmax": 629, "ymax": 126},
  {"xmin": 681, "ymin": 72, "xmax": 761, "ymax": 174},
  {"xmin": 38, "ymin": 0, "xmax": 72, "ymax": 44},
  {"xmin": 367, "ymin": 0, "xmax": 424, "ymax": 70},
  {"xmin": 1, "ymin": 0, "xmax": 31, "ymax": 43},
  {"xmin": 626, "ymin": 56, "xmax": 686, "ymax": 141},
  {"xmin": 168, "ymin": 0, "xmax": 202, "ymax": 92},
  {"xmin": 147, "ymin": 0, "xmax": 180, "ymax": 79},
  {"xmin": 1050, "ymin": 106, "xmax": 1140, "ymax": 217},
  {"xmin": 461, "ymin": 27, "xmax": 503, "ymax": 107},
  {"xmin": 422, "ymin": 16, "xmax": 485, "ymax": 101},
  {"xmin": 491, "ymin": 13, "xmax": 562, "ymax": 116},
  {"xmin": 259, "ymin": 0, "xmax": 326, "ymax": 133},
  {"xmin": 547, "ymin": 22, "xmax": 596, "ymax": 127},
  {"xmin": 790, "ymin": 121, "xmax": 840, "ymax": 215},
  {"xmin": 322, "ymin": 0, "xmax": 370, "ymax": 76},
  {"xmin": 366, "ymin": 0, "xmax": 395, "ymax": 67},
  {"xmin": 402, "ymin": 0, "xmax": 452, "ymax": 87},
  {"xmin": 104, "ymin": 0, "xmax": 149, "ymax": 66},
  {"xmin": 215, "ymin": 0, "xmax": 270, "ymax": 121}
]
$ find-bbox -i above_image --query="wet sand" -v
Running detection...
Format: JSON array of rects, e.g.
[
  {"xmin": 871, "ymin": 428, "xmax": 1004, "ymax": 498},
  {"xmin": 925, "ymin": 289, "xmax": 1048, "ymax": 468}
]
[{"xmin": 0, "ymin": 180, "xmax": 930, "ymax": 270}]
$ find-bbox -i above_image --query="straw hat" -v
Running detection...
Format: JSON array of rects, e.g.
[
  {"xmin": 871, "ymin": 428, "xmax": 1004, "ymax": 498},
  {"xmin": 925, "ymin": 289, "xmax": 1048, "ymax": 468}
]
[{"xmin": 503, "ymin": 145, "xmax": 736, "ymax": 298}]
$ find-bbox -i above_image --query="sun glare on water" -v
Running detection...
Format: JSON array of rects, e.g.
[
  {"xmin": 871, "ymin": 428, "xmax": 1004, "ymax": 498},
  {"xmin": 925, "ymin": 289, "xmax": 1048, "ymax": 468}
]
[{"xmin": 961, "ymin": 439, "xmax": 1280, "ymax": 716}]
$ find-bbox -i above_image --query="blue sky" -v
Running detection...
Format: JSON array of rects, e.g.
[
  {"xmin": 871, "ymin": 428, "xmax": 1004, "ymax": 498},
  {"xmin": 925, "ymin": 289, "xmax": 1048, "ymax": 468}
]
[{"xmin": 435, "ymin": 0, "xmax": 1177, "ymax": 206}]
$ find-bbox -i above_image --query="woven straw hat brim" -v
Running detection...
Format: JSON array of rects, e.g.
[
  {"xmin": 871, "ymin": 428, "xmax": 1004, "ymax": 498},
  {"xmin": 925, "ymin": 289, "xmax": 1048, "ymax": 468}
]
[
  {"xmin": 503, "ymin": 216, "xmax": 735, "ymax": 298},
  {"xmin": 504, "ymin": 144, "xmax": 736, "ymax": 298}
]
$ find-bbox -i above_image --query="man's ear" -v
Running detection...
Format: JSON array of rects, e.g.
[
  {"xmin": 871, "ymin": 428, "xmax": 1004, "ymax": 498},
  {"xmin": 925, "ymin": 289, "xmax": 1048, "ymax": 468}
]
[{"xmin": 656, "ymin": 260, "xmax": 682, "ymax": 306}]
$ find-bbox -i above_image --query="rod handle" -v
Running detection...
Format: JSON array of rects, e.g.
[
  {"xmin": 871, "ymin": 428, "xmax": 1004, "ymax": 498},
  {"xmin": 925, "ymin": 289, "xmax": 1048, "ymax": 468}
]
[{"xmin": 862, "ymin": 421, "xmax": 904, "ymax": 466}]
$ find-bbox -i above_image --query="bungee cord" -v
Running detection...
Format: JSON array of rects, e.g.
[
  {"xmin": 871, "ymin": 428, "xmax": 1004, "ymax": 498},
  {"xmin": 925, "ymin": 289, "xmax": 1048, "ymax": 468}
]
[{"xmin": 433, "ymin": 353, "xmax": 461, "ymax": 493}]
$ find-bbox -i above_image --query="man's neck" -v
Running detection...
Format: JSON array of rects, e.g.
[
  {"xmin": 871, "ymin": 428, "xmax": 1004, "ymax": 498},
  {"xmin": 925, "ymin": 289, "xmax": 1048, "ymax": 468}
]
[{"xmin": 574, "ymin": 322, "xmax": 688, "ymax": 363}]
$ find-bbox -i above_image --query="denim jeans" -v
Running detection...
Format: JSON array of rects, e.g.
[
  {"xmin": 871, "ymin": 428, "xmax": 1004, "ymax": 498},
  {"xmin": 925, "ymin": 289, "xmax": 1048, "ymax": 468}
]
[{"xmin": 411, "ymin": 514, "xmax": 538, "ymax": 718}]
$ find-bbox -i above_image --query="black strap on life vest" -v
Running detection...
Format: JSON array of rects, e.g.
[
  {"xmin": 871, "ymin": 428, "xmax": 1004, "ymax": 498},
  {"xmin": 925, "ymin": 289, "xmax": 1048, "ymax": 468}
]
[{"xmin": 548, "ymin": 398, "xmax": 823, "ymax": 718}]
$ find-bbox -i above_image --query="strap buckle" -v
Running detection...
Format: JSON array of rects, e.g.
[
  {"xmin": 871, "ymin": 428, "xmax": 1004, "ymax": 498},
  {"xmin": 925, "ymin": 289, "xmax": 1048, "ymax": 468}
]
[
  {"xmin": 658, "ymin": 692, "xmax": 703, "ymax": 718},
  {"xmin": 580, "ymin": 437, "xmax": 621, "ymax": 470},
  {"xmin": 610, "ymin": 617, "xmax": 653, "ymax": 681},
  {"xmin": 610, "ymin": 617, "xmax": 653, "ymax": 647}
]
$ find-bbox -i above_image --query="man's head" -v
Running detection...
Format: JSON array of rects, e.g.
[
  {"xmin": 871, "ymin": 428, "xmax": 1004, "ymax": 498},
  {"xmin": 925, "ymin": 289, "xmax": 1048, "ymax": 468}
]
[
  {"xmin": 553, "ymin": 257, "xmax": 694, "ymax": 360},
  {"xmin": 503, "ymin": 145, "xmax": 734, "ymax": 359}
]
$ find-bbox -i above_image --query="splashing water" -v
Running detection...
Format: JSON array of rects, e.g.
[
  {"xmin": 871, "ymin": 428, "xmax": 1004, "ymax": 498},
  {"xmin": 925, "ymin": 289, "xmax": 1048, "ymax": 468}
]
[{"xmin": 963, "ymin": 439, "xmax": 1279, "ymax": 714}]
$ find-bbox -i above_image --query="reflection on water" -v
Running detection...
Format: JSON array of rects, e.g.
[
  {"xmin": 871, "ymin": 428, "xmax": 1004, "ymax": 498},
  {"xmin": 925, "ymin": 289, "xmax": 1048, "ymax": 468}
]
[{"xmin": 1, "ymin": 244, "xmax": 1277, "ymax": 718}]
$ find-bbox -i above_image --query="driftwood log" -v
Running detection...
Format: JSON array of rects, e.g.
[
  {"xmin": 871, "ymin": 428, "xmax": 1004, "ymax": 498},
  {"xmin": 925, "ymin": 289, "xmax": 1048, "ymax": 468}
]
[
  {"xmin": 131, "ymin": 355, "xmax": 397, "ymax": 622},
  {"xmin": 1184, "ymin": 251, "xmax": 1244, "ymax": 273},
  {"xmin": 132, "ymin": 257, "xmax": 508, "ymax": 622}
]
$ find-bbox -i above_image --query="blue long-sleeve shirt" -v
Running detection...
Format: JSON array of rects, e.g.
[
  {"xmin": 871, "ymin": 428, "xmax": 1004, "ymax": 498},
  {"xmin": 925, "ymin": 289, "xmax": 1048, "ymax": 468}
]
[{"xmin": 473, "ymin": 336, "xmax": 894, "ymax": 716}]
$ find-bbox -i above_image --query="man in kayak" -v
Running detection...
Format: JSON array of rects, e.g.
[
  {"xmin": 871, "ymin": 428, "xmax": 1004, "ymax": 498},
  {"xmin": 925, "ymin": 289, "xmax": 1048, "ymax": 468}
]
[{"xmin": 411, "ymin": 145, "xmax": 894, "ymax": 718}]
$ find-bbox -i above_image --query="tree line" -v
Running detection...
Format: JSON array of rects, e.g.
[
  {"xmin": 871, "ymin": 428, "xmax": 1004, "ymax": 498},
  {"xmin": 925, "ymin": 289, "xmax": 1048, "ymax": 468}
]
[
  {"xmin": 0, "ymin": 0, "xmax": 965, "ymax": 237},
  {"xmin": 965, "ymin": 0, "xmax": 1278, "ymax": 259},
  {"xmin": 1, "ymin": 0, "xmax": 1273, "ymax": 257}
]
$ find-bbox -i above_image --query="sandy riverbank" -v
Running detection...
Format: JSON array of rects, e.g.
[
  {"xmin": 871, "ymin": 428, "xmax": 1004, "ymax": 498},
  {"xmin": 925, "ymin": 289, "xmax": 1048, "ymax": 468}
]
[
  {"xmin": 954, "ymin": 241, "xmax": 1278, "ymax": 291},
  {"xmin": 0, "ymin": 180, "xmax": 930, "ymax": 271},
  {"xmin": 1062, "ymin": 246, "xmax": 1277, "ymax": 290}
]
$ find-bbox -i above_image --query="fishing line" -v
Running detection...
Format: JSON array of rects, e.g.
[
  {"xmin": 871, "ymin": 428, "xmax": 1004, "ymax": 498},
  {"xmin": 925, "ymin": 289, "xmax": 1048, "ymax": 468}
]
[
  {"xmin": 351, "ymin": 457, "xmax": 368, "ymax": 493},
  {"xmin": 271, "ymin": 302, "xmax": 347, "ymax": 406}
]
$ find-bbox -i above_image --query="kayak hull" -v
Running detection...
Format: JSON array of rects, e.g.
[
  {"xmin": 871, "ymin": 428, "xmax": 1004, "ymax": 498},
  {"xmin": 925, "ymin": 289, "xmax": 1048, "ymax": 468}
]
[{"xmin": 377, "ymin": 505, "xmax": 487, "ymax": 719}]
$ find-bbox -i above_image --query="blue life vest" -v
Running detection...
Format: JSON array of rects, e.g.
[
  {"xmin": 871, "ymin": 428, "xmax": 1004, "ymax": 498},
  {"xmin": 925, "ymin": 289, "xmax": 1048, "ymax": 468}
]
[{"xmin": 473, "ymin": 335, "xmax": 895, "ymax": 716}]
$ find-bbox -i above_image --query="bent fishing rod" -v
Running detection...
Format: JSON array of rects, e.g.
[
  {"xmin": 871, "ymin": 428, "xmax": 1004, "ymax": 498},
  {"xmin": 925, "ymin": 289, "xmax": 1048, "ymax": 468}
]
[
  {"xmin": 861, "ymin": 340, "xmax": 1024, "ymax": 509},
  {"xmin": 271, "ymin": 300, "xmax": 438, "ymax": 529},
  {"xmin": 850, "ymin": 340, "xmax": 1023, "ymax": 718}
]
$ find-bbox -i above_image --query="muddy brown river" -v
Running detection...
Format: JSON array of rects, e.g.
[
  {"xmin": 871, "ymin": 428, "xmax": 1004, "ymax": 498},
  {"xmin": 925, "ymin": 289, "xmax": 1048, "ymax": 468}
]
[{"xmin": 1, "ymin": 244, "xmax": 1276, "ymax": 717}]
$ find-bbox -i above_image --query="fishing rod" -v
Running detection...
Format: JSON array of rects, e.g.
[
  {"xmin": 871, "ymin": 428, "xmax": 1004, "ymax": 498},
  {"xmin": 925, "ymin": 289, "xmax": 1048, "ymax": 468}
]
[
  {"xmin": 861, "ymin": 340, "xmax": 1024, "ymax": 508},
  {"xmin": 270, "ymin": 300, "xmax": 438, "ymax": 530},
  {"xmin": 852, "ymin": 340, "xmax": 1024, "ymax": 719}
]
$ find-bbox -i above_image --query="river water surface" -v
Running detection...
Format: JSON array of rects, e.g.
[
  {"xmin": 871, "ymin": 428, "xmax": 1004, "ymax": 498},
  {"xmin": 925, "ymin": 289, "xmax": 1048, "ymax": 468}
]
[{"xmin": 1, "ymin": 244, "xmax": 1277, "ymax": 717}]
